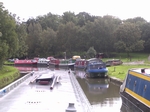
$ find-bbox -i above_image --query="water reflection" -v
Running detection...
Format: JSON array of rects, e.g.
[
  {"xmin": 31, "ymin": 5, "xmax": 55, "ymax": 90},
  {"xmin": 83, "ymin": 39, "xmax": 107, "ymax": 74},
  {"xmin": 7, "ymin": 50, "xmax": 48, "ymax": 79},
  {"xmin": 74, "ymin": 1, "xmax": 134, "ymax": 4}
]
[
  {"xmin": 15, "ymin": 65, "xmax": 56, "ymax": 72},
  {"xmin": 75, "ymin": 70, "xmax": 122, "ymax": 112}
]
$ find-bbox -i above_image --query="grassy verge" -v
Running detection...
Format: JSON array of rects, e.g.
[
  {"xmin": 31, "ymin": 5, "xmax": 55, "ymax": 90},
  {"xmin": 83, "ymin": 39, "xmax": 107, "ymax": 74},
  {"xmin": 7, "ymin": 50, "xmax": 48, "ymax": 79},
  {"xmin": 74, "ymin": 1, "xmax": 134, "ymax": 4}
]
[
  {"xmin": 4, "ymin": 61, "xmax": 14, "ymax": 65},
  {"xmin": 108, "ymin": 64, "xmax": 150, "ymax": 81},
  {"xmin": 0, "ymin": 66, "xmax": 20, "ymax": 89},
  {"xmin": 103, "ymin": 52, "xmax": 150, "ymax": 63}
]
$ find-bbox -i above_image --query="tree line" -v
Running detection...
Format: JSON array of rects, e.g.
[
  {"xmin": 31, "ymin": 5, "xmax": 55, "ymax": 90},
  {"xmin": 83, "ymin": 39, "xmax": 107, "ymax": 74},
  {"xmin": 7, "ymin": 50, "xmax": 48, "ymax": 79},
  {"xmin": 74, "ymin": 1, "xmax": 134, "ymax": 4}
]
[{"xmin": 0, "ymin": 2, "xmax": 150, "ymax": 68}]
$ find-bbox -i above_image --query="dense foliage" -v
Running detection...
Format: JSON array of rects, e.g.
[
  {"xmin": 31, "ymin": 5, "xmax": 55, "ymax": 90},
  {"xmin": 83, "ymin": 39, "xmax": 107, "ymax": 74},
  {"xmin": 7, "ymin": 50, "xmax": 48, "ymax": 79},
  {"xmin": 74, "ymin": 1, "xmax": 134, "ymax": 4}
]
[{"xmin": 1, "ymin": 2, "xmax": 150, "ymax": 69}]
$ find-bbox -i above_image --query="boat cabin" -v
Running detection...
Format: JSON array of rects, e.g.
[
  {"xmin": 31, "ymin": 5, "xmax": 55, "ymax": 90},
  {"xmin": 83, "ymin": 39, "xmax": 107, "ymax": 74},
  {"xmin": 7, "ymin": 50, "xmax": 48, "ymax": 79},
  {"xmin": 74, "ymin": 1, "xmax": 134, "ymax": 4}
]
[
  {"xmin": 105, "ymin": 59, "xmax": 123, "ymax": 67},
  {"xmin": 120, "ymin": 68, "xmax": 150, "ymax": 112},
  {"xmin": 47, "ymin": 56, "xmax": 60, "ymax": 65}
]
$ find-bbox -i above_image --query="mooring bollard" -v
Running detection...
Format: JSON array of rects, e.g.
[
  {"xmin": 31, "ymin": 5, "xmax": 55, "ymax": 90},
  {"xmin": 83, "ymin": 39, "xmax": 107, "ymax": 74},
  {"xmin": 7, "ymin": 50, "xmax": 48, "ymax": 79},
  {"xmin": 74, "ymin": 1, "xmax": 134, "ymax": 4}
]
[{"xmin": 66, "ymin": 103, "xmax": 77, "ymax": 112}]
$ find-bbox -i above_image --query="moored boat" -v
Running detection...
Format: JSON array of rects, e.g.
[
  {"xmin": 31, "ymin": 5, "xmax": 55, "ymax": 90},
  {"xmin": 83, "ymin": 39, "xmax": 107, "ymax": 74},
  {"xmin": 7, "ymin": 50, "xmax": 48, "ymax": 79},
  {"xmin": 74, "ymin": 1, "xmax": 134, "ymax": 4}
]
[
  {"xmin": 85, "ymin": 58, "xmax": 108, "ymax": 78},
  {"xmin": 36, "ymin": 58, "xmax": 50, "ymax": 66},
  {"xmin": 58, "ymin": 59, "xmax": 75, "ymax": 67},
  {"xmin": 120, "ymin": 68, "xmax": 150, "ymax": 112},
  {"xmin": 47, "ymin": 56, "xmax": 75, "ymax": 68},
  {"xmin": 105, "ymin": 59, "xmax": 123, "ymax": 67},
  {"xmin": 74, "ymin": 59, "xmax": 87, "ymax": 69},
  {"xmin": 14, "ymin": 59, "xmax": 37, "ymax": 66},
  {"xmin": 47, "ymin": 56, "xmax": 60, "ymax": 66}
]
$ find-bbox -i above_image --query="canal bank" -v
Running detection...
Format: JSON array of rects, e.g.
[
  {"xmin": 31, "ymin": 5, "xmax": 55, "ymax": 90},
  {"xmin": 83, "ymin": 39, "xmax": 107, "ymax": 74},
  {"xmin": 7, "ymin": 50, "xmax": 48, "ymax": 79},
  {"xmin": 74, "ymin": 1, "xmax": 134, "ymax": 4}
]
[{"xmin": 108, "ymin": 76, "xmax": 123, "ymax": 86}]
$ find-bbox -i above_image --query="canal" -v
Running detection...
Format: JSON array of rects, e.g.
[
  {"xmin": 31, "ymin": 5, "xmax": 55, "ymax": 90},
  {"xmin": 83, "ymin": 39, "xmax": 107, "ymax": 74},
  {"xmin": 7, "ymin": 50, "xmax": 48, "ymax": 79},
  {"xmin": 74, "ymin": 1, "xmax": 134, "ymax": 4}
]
[
  {"xmin": 74, "ymin": 69, "xmax": 122, "ymax": 112},
  {"xmin": 17, "ymin": 66, "xmax": 123, "ymax": 112}
]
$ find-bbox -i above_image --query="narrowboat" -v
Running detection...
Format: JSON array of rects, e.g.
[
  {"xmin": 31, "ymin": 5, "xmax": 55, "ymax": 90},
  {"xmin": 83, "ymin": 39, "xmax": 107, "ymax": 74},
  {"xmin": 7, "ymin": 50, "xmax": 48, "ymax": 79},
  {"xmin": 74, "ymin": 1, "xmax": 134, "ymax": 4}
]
[
  {"xmin": 47, "ymin": 56, "xmax": 60, "ymax": 66},
  {"xmin": 14, "ymin": 59, "xmax": 37, "ymax": 66},
  {"xmin": 120, "ymin": 68, "xmax": 150, "ymax": 112},
  {"xmin": 58, "ymin": 59, "xmax": 75, "ymax": 68},
  {"xmin": 105, "ymin": 59, "xmax": 123, "ymax": 67},
  {"xmin": 85, "ymin": 58, "xmax": 108, "ymax": 78},
  {"xmin": 36, "ymin": 58, "xmax": 50, "ymax": 66},
  {"xmin": 74, "ymin": 59, "xmax": 87, "ymax": 69},
  {"xmin": 47, "ymin": 56, "xmax": 74, "ymax": 68}
]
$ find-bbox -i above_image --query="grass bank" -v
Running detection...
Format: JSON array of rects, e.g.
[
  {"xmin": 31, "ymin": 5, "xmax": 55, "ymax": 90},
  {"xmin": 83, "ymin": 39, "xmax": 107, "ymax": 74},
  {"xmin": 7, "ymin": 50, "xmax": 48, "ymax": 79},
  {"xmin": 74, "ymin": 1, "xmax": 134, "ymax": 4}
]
[
  {"xmin": 103, "ymin": 52, "xmax": 150, "ymax": 63},
  {"xmin": 108, "ymin": 64, "xmax": 150, "ymax": 81},
  {"xmin": 0, "ymin": 66, "xmax": 20, "ymax": 89}
]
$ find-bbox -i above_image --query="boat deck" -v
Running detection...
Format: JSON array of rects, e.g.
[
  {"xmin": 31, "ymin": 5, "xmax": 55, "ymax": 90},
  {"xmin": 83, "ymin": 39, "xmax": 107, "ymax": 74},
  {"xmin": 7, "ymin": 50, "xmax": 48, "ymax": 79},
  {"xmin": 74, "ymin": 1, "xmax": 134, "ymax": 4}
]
[
  {"xmin": 0, "ymin": 69, "xmax": 92, "ymax": 112},
  {"xmin": 131, "ymin": 68, "xmax": 150, "ymax": 76}
]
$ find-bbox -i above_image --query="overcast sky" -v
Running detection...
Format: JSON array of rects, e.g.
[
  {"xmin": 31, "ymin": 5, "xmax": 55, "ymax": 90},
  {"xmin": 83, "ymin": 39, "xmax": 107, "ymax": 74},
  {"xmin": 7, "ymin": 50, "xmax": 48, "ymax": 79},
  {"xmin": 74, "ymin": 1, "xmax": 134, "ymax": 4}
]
[{"xmin": 1, "ymin": 0, "xmax": 150, "ymax": 22}]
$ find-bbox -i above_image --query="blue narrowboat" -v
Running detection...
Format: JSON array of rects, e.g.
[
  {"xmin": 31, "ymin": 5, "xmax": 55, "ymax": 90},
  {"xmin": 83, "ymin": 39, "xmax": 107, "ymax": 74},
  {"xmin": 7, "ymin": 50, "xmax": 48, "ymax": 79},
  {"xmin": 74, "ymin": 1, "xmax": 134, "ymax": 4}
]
[
  {"xmin": 85, "ymin": 58, "xmax": 108, "ymax": 78},
  {"xmin": 120, "ymin": 68, "xmax": 150, "ymax": 112}
]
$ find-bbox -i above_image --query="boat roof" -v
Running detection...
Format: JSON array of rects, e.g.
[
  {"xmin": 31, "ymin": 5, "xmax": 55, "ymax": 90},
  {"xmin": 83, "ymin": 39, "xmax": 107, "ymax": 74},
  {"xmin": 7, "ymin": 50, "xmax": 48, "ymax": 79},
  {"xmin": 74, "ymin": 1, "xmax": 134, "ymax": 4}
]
[
  {"xmin": 88, "ymin": 61, "xmax": 104, "ymax": 65},
  {"xmin": 130, "ymin": 68, "xmax": 150, "ymax": 76},
  {"xmin": 37, "ymin": 72, "xmax": 54, "ymax": 79},
  {"xmin": 72, "ymin": 55, "xmax": 81, "ymax": 60},
  {"xmin": 87, "ymin": 58, "xmax": 102, "ymax": 62},
  {"xmin": 76, "ymin": 59, "xmax": 86, "ymax": 61},
  {"xmin": 106, "ymin": 59, "xmax": 121, "ymax": 61}
]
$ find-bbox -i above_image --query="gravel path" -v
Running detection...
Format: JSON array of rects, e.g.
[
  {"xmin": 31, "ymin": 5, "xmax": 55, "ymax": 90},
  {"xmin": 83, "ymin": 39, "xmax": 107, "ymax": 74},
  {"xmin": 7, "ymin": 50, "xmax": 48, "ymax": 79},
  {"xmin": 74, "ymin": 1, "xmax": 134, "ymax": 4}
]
[{"xmin": 123, "ymin": 61, "xmax": 144, "ymax": 65}]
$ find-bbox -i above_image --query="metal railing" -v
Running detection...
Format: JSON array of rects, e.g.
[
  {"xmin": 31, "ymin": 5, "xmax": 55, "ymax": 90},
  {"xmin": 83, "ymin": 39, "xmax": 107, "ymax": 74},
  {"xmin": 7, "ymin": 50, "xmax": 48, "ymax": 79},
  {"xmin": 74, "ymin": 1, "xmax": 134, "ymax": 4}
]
[
  {"xmin": 69, "ymin": 70, "xmax": 93, "ymax": 112},
  {"xmin": 0, "ymin": 71, "xmax": 33, "ymax": 97}
]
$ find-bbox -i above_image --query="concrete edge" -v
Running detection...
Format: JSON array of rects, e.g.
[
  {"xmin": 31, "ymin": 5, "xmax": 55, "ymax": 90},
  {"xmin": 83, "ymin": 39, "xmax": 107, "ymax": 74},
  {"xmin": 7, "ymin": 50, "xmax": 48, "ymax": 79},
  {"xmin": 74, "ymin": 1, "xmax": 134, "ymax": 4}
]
[{"xmin": 108, "ymin": 76, "xmax": 123, "ymax": 86}]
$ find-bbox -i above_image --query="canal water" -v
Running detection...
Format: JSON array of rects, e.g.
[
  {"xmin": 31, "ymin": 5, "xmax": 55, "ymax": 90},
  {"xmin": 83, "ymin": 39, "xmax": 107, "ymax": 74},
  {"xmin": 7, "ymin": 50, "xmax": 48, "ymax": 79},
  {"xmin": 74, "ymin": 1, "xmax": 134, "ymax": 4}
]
[
  {"xmin": 17, "ymin": 66, "xmax": 123, "ymax": 112},
  {"xmin": 74, "ymin": 69, "xmax": 122, "ymax": 112}
]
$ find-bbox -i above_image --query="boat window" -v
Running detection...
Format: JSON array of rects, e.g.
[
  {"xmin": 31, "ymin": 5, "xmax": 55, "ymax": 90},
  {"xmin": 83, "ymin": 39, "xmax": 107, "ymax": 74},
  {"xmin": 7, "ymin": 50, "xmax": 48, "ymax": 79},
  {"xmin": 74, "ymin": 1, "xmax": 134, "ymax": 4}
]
[
  {"xmin": 128, "ymin": 79, "xmax": 131, "ymax": 84},
  {"xmin": 134, "ymin": 81, "xmax": 137, "ymax": 86},
  {"xmin": 89, "ymin": 64, "xmax": 104, "ymax": 69},
  {"xmin": 144, "ymin": 85, "xmax": 147, "ymax": 91}
]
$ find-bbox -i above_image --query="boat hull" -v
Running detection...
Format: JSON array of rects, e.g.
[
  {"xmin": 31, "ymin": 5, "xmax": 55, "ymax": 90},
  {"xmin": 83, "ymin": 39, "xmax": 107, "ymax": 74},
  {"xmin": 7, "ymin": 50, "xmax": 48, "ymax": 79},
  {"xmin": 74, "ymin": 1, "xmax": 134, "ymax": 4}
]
[
  {"xmin": 14, "ymin": 60, "xmax": 37, "ymax": 66},
  {"xmin": 120, "ymin": 91, "xmax": 149, "ymax": 112},
  {"xmin": 86, "ymin": 68, "xmax": 108, "ymax": 78},
  {"xmin": 86, "ymin": 72, "xmax": 107, "ymax": 78},
  {"xmin": 74, "ymin": 65, "xmax": 86, "ymax": 69},
  {"xmin": 37, "ymin": 63, "xmax": 49, "ymax": 67},
  {"xmin": 87, "ymin": 68, "xmax": 108, "ymax": 73}
]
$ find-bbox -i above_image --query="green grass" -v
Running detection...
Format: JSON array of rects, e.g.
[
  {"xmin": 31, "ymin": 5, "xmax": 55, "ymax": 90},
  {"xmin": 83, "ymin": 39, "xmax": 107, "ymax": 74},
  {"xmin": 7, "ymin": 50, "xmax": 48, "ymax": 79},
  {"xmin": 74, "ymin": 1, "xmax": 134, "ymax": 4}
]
[
  {"xmin": 108, "ymin": 64, "xmax": 150, "ymax": 81},
  {"xmin": 0, "ymin": 66, "xmax": 18, "ymax": 78},
  {"xmin": 0, "ymin": 66, "xmax": 19, "ymax": 89},
  {"xmin": 4, "ymin": 61, "xmax": 14, "ymax": 65},
  {"xmin": 103, "ymin": 53, "xmax": 150, "ymax": 81},
  {"xmin": 103, "ymin": 52, "xmax": 150, "ymax": 62}
]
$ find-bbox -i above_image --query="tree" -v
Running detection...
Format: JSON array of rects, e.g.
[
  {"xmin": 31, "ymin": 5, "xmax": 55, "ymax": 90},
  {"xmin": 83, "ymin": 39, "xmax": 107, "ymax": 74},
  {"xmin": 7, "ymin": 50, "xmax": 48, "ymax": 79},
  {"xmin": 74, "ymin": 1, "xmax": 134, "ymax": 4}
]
[
  {"xmin": 15, "ymin": 23, "xmax": 28, "ymax": 58},
  {"xmin": 56, "ymin": 22, "xmax": 79, "ymax": 55},
  {"xmin": 40, "ymin": 27, "xmax": 57, "ymax": 57},
  {"xmin": 26, "ymin": 21, "xmax": 42, "ymax": 57},
  {"xmin": 0, "ymin": 2, "xmax": 18, "ymax": 68},
  {"xmin": 62, "ymin": 11, "xmax": 77, "ymax": 24},
  {"xmin": 87, "ymin": 47, "xmax": 96, "ymax": 58},
  {"xmin": 139, "ymin": 23, "xmax": 150, "ymax": 52},
  {"xmin": 114, "ymin": 22, "xmax": 144, "ymax": 58},
  {"xmin": 36, "ymin": 13, "xmax": 61, "ymax": 31}
]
